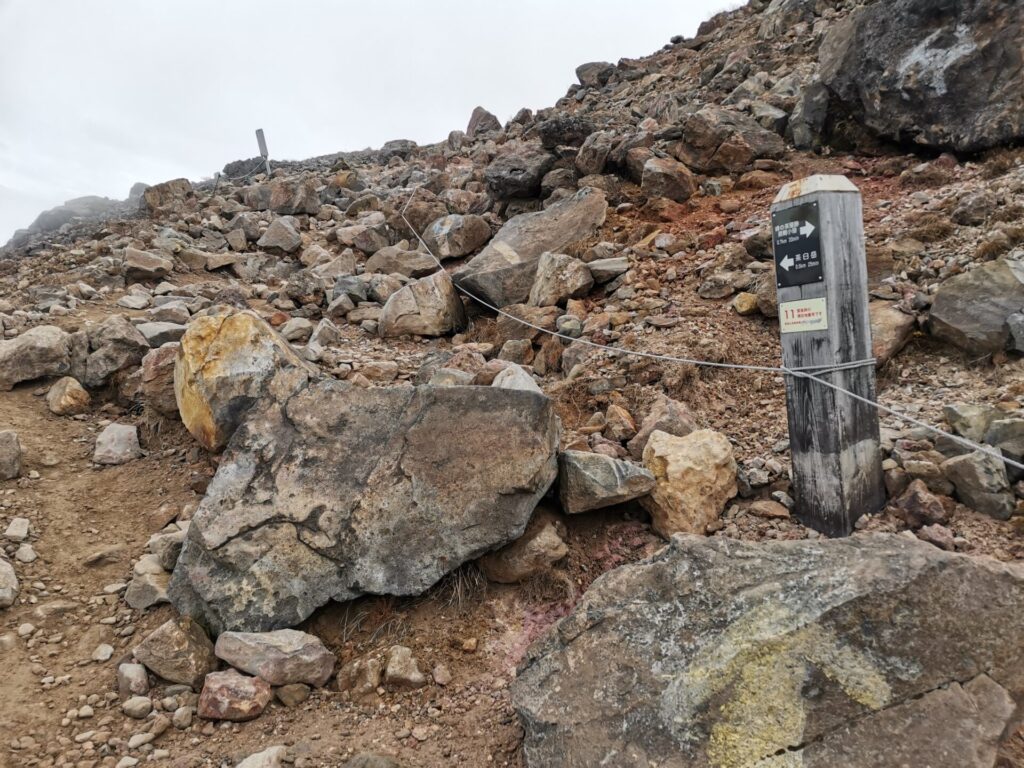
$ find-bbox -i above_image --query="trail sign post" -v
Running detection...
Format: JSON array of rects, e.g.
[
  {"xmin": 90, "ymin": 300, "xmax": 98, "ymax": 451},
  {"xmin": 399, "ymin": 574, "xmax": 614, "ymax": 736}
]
[
  {"xmin": 772, "ymin": 175, "xmax": 884, "ymax": 537},
  {"xmin": 256, "ymin": 128, "xmax": 272, "ymax": 177}
]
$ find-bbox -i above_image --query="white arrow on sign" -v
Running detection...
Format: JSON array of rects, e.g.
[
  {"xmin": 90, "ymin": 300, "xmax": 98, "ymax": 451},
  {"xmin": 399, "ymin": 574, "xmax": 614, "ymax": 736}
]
[
  {"xmin": 779, "ymin": 255, "xmax": 795, "ymax": 271},
  {"xmin": 799, "ymin": 221, "xmax": 816, "ymax": 238}
]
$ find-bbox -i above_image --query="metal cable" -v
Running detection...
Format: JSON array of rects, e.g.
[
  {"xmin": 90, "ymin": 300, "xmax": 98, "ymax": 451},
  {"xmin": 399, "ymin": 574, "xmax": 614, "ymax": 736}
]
[
  {"xmin": 203, "ymin": 160, "xmax": 267, "ymax": 202},
  {"xmin": 397, "ymin": 185, "xmax": 1024, "ymax": 473}
]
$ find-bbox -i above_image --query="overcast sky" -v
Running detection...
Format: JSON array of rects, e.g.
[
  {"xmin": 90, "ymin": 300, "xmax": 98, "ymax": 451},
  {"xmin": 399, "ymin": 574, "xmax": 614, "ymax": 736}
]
[{"xmin": 0, "ymin": 0, "xmax": 737, "ymax": 243}]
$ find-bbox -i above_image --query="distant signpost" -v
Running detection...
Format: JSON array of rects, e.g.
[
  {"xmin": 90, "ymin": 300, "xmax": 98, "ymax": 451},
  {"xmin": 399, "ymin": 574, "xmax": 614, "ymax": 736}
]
[
  {"xmin": 771, "ymin": 175, "xmax": 885, "ymax": 537},
  {"xmin": 256, "ymin": 128, "xmax": 272, "ymax": 177}
]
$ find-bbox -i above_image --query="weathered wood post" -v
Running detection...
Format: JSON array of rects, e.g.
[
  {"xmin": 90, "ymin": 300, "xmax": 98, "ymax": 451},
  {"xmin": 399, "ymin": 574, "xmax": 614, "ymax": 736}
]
[
  {"xmin": 256, "ymin": 128, "xmax": 272, "ymax": 177},
  {"xmin": 771, "ymin": 175, "xmax": 885, "ymax": 537}
]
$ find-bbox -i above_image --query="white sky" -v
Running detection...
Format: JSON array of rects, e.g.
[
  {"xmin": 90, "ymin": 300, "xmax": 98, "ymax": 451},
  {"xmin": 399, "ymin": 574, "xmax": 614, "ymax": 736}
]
[{"xmin": 0, "ymin": 0, "xmax": 737, "ymax": 242}]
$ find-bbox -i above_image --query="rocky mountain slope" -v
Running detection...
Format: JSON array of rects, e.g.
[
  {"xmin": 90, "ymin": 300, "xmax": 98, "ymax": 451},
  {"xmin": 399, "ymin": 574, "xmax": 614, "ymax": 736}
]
[{"xmin": 1, "ymin": 0, "xmax": 1023, "ymax": 766}]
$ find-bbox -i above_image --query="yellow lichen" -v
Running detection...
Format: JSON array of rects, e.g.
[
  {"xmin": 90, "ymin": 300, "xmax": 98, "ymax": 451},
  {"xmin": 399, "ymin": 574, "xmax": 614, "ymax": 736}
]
[{"xmin": 667, "ymin": 603, "xmax": 892, "ymax": 768}]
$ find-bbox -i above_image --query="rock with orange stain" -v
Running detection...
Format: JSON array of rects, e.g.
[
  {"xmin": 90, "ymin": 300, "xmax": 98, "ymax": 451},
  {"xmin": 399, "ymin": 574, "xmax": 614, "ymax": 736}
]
[{"xmin": 173, "ymin": 311, "xmax": 316, "ymax": 451}]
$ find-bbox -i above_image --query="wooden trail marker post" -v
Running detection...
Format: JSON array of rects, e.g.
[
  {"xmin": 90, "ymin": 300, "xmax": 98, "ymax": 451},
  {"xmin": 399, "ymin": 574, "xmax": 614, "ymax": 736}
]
[
  {"xmin": 771, "ymin": 175, "xmax": 885, "ymax": 537},
  {"xmin": 256, "ymin": 128, "xmax": 272, "ymax": 177}
]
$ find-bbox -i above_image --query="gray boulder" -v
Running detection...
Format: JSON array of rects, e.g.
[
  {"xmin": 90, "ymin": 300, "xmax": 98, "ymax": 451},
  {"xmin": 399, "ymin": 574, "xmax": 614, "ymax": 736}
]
[
  {"xmin": 257, "ymin": 216, "xmax": 302, "ymax": 253},
  {"xmin": 0, "ymin": 558, "xmax": 18, "ymax": 608},
  {"xmin": 378, "ymin": 271, "xmax": 468, "ymax": 338},
  {"xmin": 575, "ymin": 61, "xmax": 614, "ymax": 88},
  {"xmin": 527, "ymin": 252, "xmax": 593, "ymax": 308},
  {"xmin": 466, "ymin": 106, "xmax": 502, "ymax": 137},
  {"xmin": 929, "ymin": 259, "xmax": 1024, "ymax": 353},
  {"xmin": 640, "ymin": 157, "xmax": 698, "ymax": 203},
  {"xmin": 673, "ymin": 106, "xmax": 785, "ymax": 174},
  {"xmin": 93, "ymin": 423, "xmax": 143, "ymax": 465},
  {"xmin": 0, "ymin": 430, "xmax": 22, "ymax": 481},
  {"xmin": 455, "ymin": 188, "xmax": 606, "ymax": 308},
  {"xmin": 941, "ymin": 450, "xmax": 1016, "ymax": 519},
  {"xmin": 124, "ymin": 247, "xmax": 172, "ymax": 281},
  {"xmin": 364, "ymin": 245, "xmax": 437, "ymax": 278},
  {"xmin": 1009, "ymin": 313, "xmax": 1024, "ymax": 353},
  {"xmin": 484, "ymin": 142, "xmax": 556, "ymax": 199},
  {"xmin": 0, "ymin": 325, "xmax": 73, "ymax": 391},
  {"xmin": 575, "ymin": 130, "xmax": 616, "ymax": 176},
  {"xmin": 819, "ymin": 0, "xmax": 1024, "ymax": 153},
  {"xmin": 514, "ymin": 534, "xmax": 1024, "ymax": 768},
  {"xmin": 136, "ymin": 322, "xmax": 186, "ymax": 347},
  {"xmin": 84, "ymin": 315, "xmax": 150, "ymax": 387},
  {"xmin": 424, "ymin": 214, "xmax": 492, "ymax": 259},
  {"xmin": 214, "ymin": 629, "xmax": 335, "ymax": 687},
  {"xmin": 557, "ymin": 451, "xmax": 654, "ymax": 514},
  {"xmin": 243, "ymin": 177, "xmax": 319, "ymax": 215},
  {"xmin": 169, "ymin": 381, "xmax": 559, "ymax": 633}
]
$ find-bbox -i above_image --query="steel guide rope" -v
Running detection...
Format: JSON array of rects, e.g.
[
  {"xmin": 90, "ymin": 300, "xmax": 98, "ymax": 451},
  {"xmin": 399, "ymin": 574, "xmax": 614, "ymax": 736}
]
[{"xmin": 396, "ymin": 186, "xmax": 1024, "ymax": 473}]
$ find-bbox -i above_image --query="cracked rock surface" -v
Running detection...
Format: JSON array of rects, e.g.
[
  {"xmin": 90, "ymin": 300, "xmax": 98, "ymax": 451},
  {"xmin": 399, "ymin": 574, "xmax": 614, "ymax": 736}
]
[
  {"xmin": 170, "ymin": 381, "xmax": 559, "ymax": 633},
  {"xmin": 512, "ymin": 533, "xmax": 1024, "ymax": 768}
]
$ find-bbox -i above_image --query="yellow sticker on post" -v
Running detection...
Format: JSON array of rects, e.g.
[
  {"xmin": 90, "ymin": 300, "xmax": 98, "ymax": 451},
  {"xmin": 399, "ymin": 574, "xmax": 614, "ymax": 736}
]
[{"xmin": 779, "ymin": 297, "xmax": 828, "ymax": 334}]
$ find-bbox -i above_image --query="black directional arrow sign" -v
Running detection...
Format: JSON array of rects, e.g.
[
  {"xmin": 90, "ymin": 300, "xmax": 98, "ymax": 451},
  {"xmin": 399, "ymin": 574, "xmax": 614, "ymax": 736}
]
[{"xmin": 772, "ymin": 201, "xmax": 823, "ymax": 289}]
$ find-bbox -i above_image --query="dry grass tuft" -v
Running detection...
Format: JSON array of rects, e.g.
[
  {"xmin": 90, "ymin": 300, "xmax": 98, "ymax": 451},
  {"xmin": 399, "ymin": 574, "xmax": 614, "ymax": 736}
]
[
  {"xmin": 981, "ymin": 147, "xmax": 1024, "ymax": 179},
  {"xmin": 904, "ymin": 212, "xmax": 955, "ymax": 243},
  {"xmin": 433, "ymin": 563, "xmax": 488, "ymax": 613}
]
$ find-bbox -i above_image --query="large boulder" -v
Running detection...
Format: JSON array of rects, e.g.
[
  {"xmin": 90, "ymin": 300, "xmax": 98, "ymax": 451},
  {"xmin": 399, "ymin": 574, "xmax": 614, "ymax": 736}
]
[
  {"xmin": 84, "ymin": 314, "xmax": 150, "ymax": 387},
  {"xmin": 364, "ymin": 245, "xmax": 438, "ymax": 278},
  {"xmin": 124, "ymin": 247, "xmax": 173, "ymax": 281},
  {"xmin": 929, "ymin": 259, "xmax": 1024, "ymax": 353},
  {"xmin": 0, "ymin": 325, "xmax": 73, "ymax": 391},
  {"xmin": 378, "ymin": 271, "xmax": 468, "ymax": 338},
  {"xmin": 257, "ymin": 216, "xmax": 302, "ymax": 253},
  {"xmin": 485, "ymin": 142, "xmax": 556, "ymax": 199},
  {"xmin": 640, "ymin": 157, "xmax": 698, "ymax": 203},
  {"xmin": 941, "ymin": 450, "xmax": 1016, "ymax": 520},
  {"xmin": 454, "ymin": 188, "xmax": 606, "ymax": 308},
  {"xmin": 423, "ymin": 214, "xmax": 492, "ymax": 259},
  {"xmin": 819, "ymin": 0, "xmax": 1024, "ymax": 153},
  {"xmin": 466, "ymin": 106, "xmax": 502, "ymax": 137},
  {"xmin": 141, "ymin": 178, "xmax": 192, "ymax": 213},
  {"xmin": 169, "ymin": 381, "xmax": 559, "ymax": 633},
  {"xmin": 673, "ymin": 107, "xmax": 785, "ymax": 174},
  {"xmin": 513, "ymin": 534, "xmax": 1024, "ymax": 768},
  {"xmin": 641, "ymin": 429, "xmax": 737, "ymax": 537},
  {"xmin": 243, "ymin": 177, "xmax": 320, "ymax": 215},
  {"xmin": 527, "ymin": 252, "xmax": 594, "ymax": 308},
  {"xmin": 173, "ymin": 311, "xmax": 316, "ymax": 451}
]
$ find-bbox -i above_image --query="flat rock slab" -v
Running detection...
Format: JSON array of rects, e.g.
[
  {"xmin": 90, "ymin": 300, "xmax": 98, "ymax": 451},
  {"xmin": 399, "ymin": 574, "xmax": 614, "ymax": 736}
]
[
  {"xmin": 170, "ymin": 381, "xmax": 559, "ymax": 633},
  {"xmin": 513, "ymin": 534, "xmax": 1024, "ymax": 768},
  {"xmin": 557, "ymin": 451, "xmax": 654, "ymax": 514},
  {"xmin": 215, "ymin": 629, "xmax": 335, "ymax": 687}
]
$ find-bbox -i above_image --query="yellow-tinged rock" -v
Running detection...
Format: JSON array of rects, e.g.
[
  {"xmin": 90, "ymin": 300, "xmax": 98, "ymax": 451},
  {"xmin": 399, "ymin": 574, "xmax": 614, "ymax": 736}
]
[
  {"xmin": 732, "ymin": 291, "xmax": 760, "ymax": 316},
  {"xmin": 174, "ymin": 311, "xmax": 315, "ymax": 451},
  {"xmin": 641, "ymin": 429, "xmax": 737, "ymax": 537},
  {"xmin": 46, "ymin": 377, "xmax": 90, "ymax": 416}
]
